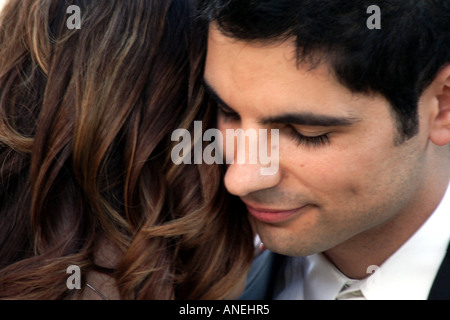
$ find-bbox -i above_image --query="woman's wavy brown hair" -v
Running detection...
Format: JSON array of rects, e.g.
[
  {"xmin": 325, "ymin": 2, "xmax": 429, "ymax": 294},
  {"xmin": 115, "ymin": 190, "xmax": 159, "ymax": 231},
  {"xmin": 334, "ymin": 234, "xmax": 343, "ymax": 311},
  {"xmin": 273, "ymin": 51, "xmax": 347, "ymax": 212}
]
[{"xmin": 0, "ymin": 0, "xmax": 253, "ymax": 299}]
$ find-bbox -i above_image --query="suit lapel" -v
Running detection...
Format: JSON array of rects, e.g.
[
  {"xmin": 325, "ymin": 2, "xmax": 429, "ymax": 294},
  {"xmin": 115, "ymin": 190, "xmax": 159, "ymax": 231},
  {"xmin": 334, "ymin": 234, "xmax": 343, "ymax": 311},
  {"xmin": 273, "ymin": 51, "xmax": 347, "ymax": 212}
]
[
  {"xmin": 428, "ymin": 242, "xmax": 450, "ymax": 300},
  {"xmin": 239, "ymin": 251, "xmax": 286, "ymax": 300}
]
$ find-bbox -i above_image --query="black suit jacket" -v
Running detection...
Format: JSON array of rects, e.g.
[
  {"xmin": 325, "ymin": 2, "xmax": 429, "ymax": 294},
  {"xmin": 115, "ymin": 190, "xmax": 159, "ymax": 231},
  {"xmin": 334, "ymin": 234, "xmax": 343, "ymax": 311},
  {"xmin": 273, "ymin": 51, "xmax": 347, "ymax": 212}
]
[
  {"xmin": 429, "ymin": 243, "xmax": 450, "ymax": 299},
  {"xmin": 240, "ymin": 244, "xmax": 450, "ymax": 300}
]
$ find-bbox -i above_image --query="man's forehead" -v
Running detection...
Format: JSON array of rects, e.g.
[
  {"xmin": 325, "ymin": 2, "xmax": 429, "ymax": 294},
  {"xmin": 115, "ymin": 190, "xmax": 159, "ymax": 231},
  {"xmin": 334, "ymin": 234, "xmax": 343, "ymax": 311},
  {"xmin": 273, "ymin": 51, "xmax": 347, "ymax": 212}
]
[
  {"xmin": 206, "ymin": 24, "xmax": 338, "ymax": 88},
  {"xmin": 204, "ymin": 23, "xmax": 384, "ymax": 123},
  {"xmin": 206, "ymin": 34, "xmax": 338, "ymax": 101}
]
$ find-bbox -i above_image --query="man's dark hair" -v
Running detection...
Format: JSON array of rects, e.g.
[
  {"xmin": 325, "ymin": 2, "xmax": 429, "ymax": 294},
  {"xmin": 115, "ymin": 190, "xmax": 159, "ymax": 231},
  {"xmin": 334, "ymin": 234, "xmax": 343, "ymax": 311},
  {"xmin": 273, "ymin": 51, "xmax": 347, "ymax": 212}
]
[{"xmin": 199, "ymin": 0, "xmax": 450, "ymax": 141}]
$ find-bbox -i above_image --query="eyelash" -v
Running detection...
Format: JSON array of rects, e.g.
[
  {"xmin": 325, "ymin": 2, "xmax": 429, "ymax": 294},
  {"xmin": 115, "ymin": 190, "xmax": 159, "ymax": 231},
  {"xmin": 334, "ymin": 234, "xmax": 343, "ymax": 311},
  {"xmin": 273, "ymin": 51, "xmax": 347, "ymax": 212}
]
[
  {"xmin": 217, "ymin": 105, "xmax": 331, "ymax": 148},
  {"xmin": 288, "ymin": 127, "xmax": 330, "ymax": 148}
]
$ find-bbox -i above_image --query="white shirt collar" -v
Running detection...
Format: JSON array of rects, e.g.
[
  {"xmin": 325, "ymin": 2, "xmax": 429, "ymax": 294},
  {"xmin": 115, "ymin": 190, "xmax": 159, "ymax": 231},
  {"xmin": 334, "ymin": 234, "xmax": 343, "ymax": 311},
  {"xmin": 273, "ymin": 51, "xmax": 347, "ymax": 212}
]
[
  {"xmin": 360, "ymin": 181, "xmax": 450, "ymax": 299},
  {"xmin": 276, "ymin": 181, "xmax": 450, "ymax": 300},
  {"xmin": 303, "ymin": 253, "xmax": 350, "ymax": 299}
]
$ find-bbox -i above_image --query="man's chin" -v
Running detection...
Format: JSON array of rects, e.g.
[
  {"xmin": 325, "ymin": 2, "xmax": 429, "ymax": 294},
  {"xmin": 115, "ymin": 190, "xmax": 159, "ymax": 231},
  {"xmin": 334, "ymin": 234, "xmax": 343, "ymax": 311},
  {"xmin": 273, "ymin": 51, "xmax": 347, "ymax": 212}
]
[{"xmin": 256, "ymin": 234, "xmax": 312, "ymax": 257}]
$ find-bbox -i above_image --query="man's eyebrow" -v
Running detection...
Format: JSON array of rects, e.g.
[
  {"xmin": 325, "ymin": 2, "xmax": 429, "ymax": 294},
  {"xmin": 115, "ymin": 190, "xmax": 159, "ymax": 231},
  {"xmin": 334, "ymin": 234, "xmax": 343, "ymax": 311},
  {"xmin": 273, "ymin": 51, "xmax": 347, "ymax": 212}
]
[
  {"xmin": 260, "ymin": 113, "xmax": 361, "ymax": 127},
  {"xmin": 203, "ymin": 78, "xmax": 360, "ymax": 127},
  {"xmin": 203, "ymin": 79, "xmax": 236, "ymax": 113}
]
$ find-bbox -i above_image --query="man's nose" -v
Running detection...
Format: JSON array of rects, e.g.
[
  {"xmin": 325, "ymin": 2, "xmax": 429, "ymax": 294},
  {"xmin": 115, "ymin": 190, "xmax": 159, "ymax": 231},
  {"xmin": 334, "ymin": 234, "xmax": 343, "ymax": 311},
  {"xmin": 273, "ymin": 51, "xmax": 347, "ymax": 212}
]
[
  {"xmin": 222, "ymin": 126, "xmax": 281, "ymax": 197},
  {"xmin": 224, "ymin": 160, "xmax": 282, "ymax": 197}
]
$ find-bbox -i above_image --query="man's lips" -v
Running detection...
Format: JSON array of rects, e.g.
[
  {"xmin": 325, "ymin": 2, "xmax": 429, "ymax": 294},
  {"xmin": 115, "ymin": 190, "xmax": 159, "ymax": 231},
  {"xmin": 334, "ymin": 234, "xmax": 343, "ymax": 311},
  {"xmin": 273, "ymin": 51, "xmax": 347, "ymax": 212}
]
[{"xmin": 244, "ymin": 203, "xmax": 308, "ymax": 224}]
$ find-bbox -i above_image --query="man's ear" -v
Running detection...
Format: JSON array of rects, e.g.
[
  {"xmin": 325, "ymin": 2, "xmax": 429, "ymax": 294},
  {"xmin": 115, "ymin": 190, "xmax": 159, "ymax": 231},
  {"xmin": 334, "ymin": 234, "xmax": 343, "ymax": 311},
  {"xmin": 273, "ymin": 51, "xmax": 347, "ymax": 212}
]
[{"xmin": 429, "ymin": 65, "xmax": 450, "ymax": 146}]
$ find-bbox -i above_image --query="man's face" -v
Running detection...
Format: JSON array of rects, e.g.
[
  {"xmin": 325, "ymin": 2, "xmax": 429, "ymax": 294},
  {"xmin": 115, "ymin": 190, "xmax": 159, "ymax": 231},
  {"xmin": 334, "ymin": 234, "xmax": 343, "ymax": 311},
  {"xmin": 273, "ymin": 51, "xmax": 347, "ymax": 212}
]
[{"xmin": 204, "ymin": 25, "xmax": 431, "ymax": 257}]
